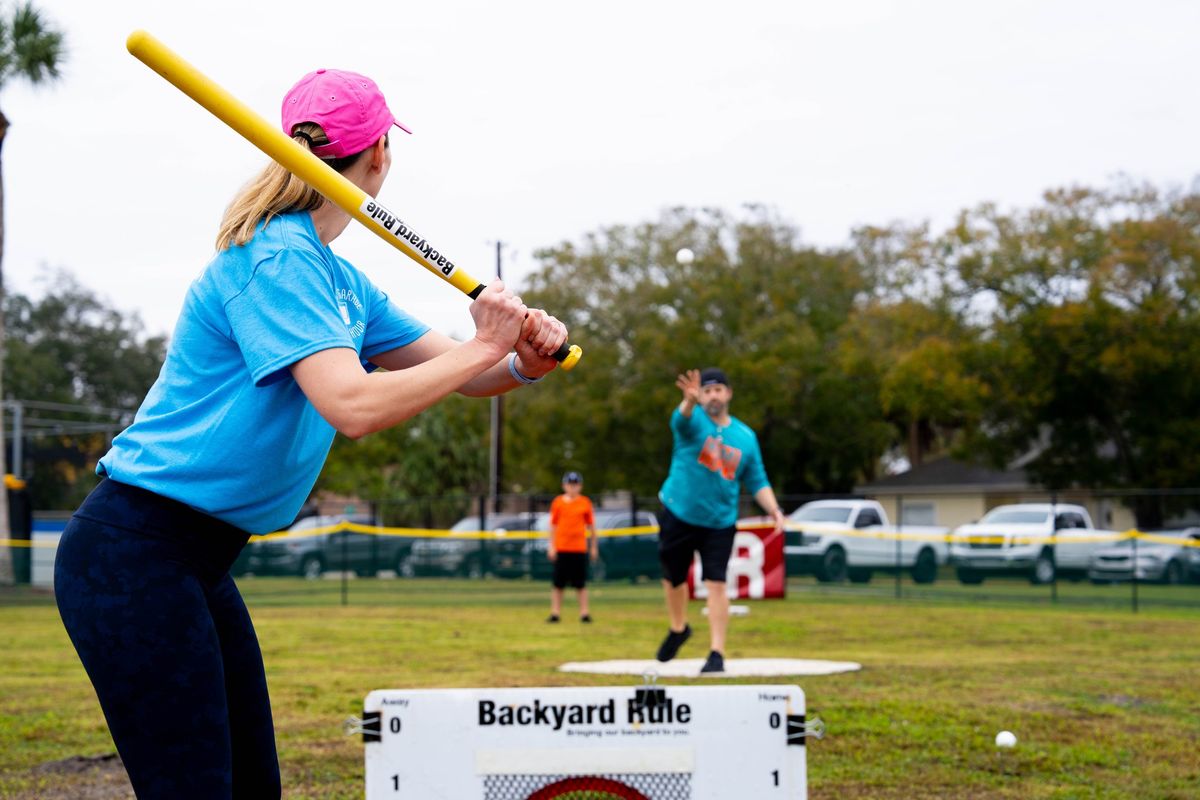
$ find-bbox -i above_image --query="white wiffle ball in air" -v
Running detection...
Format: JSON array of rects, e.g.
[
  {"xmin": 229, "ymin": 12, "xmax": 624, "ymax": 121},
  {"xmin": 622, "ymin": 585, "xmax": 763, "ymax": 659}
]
[
  {"xmin": 675, "ymin": 248, "xmax": 695, "ymax": 265},
  {"xmin": 995, "ymin": 730, "xmax": 1017, "ymax": 748}
]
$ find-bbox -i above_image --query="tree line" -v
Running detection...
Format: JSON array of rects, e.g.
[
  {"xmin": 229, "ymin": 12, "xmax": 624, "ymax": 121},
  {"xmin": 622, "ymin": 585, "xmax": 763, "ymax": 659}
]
[{"xmin": 7, "ymin": 181, "xmax": 1200, "ymax": 523}]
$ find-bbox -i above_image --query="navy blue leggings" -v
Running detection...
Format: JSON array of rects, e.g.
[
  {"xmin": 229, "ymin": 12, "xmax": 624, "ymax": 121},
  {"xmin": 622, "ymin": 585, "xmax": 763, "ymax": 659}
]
[{"xmin": 55, "ymin": 479, "xmax": 280, "ymax": 799}]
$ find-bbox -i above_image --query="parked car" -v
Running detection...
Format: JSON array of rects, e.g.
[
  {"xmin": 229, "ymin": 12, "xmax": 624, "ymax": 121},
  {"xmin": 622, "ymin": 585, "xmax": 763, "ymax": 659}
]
[
  {"xmin": 491, "ymin": 508, "xmax": 660, "ymax": 582},
  {"xmin": 237, "ymin": 514, "xmax": 400, "ymax": 579},
  {"xmin": 949, "ymin": 503, "xmax": 1118, "ymax": 585},
  {"xmin": 782, "ymin": 499, "xmax": 949, "ymax": 584},
  {"xmin": 401, "ymin": 513, "xmax": 533, "ymax": 577},
  {"xmin": 490, "ymin": 512, "xmax": 550, "ymax": 579},
  {"xmin": 1088, "ymin": 528, "xmax": 1200, "ymax": 584},
  {"xmin": 592, "ymin": 508, "xmax": 660, "ymax": 582}
]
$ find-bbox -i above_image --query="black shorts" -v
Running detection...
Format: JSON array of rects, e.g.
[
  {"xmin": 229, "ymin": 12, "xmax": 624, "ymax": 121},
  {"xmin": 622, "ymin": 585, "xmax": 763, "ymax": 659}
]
[
  {"xmin": 658, "ymin": 505, "xmax": 737, "ymax": 587},
  {"xmin": 553, "ymin": 551, "xmax": 589, "ymax": 589}
]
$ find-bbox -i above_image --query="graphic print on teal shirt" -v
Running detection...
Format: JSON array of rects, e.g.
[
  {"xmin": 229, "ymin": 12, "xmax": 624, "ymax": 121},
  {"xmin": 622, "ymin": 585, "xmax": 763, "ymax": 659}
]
[{"xmin": 658, "ymin": 407, "xmax": 769, "ymax": 529}]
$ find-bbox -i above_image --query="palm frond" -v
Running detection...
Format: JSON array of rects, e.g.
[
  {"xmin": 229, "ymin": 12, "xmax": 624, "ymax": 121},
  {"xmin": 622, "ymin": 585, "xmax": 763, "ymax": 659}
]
[{"xmin": 3, "ymin": 1, "xmax": 65, "ymax": 86}]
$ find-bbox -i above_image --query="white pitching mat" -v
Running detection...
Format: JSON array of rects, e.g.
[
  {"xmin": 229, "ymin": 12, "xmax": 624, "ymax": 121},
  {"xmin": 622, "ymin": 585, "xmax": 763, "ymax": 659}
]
[{"xmin": 559, "ymin": 658, "xmax": 861, "ymax": 678}]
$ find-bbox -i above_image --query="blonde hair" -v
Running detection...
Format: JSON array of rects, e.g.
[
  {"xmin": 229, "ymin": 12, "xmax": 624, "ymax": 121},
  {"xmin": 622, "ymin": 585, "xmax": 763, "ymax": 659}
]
[{"xmin": 215, "ymin": 122, "xmax": 371, "ymax": 250}]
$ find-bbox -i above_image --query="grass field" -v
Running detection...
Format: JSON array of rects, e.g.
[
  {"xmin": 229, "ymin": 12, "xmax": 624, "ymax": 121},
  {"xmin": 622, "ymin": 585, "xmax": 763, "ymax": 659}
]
[{"xmin": 2, "ymin": 576, "xmax": 1199, "ymax": 799}]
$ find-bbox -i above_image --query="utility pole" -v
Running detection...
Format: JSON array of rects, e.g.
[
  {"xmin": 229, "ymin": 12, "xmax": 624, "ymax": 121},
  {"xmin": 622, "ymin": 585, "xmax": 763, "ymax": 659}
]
[
  {"xmin": 8, "ymin": 400, "xmax": 20, "ymax": 478},
  {"xmin": 488, "ymin": 241, "xmax": 504, "ymax": 513}
]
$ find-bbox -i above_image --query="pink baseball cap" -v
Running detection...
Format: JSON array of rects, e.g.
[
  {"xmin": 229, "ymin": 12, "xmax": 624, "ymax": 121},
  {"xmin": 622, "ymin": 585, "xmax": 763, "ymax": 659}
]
[{"xmin": 281, "ymin": 68, "xmax": 411, "ymax": 159}]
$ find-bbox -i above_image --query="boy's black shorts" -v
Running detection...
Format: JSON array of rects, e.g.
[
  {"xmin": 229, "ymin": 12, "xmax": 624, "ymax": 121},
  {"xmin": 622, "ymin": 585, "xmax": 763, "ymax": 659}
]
[
  {"xmin": 552, "ymin": 551, "xmax": 588, "ymax": 589},
  {"xmin": 658, "ymin": 505, "xmax": 737, "ymax": 587}
]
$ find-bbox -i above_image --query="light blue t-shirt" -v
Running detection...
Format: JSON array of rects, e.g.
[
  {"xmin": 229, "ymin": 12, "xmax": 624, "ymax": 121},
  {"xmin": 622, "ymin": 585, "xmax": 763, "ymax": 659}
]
[
  {"xmin": 658, "ymin": 407, "xmax": 770, "ymax": 529},
  {"xmin": 98, "ymin": 212, "xmax": 429, "ymax": 533}
]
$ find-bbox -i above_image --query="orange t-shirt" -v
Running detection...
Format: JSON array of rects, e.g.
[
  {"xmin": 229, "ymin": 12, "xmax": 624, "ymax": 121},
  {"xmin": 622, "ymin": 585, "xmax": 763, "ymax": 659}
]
[{"xmin": 550, "ymin": 495, "xmax": 595, "ymax": 552}]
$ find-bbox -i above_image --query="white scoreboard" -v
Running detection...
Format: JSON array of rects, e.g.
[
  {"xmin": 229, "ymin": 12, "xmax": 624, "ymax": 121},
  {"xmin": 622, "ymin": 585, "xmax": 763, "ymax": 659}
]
[{"xmin": 360, "ymin": 684, "xmax": 810, "ymax": 799}]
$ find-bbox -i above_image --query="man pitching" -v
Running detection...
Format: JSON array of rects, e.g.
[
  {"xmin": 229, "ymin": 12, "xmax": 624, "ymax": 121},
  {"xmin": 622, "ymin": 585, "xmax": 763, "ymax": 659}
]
[{"xmin": 655, "ymin": 368, "xmax": 786, "ymax": 673}]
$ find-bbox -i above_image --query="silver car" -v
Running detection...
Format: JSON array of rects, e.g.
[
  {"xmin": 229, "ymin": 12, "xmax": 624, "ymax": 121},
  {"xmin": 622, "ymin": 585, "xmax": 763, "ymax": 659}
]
[
  {"xmin": 239, "ymin": 513, "xmax": 387, "ymax": 578},
  {"xmin": 401, "ymin": 514, "xmax": 533, "ymax": 577},
  {"xmin": 1088, "ymin": 528, "xmax": 1200, "ymax": 584}
]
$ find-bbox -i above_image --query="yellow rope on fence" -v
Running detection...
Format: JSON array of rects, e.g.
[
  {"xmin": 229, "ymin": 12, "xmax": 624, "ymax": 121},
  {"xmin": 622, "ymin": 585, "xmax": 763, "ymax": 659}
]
[{"xmin": 5, "ymin": 525, "xmax": 1198, "ymax": 548}]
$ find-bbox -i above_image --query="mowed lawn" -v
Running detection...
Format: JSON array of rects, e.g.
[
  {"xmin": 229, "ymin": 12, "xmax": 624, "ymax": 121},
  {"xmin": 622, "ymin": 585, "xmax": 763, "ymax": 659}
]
[{"xmin": 2, "ymin": 578, "xmax": 1199, "ymax": 799}]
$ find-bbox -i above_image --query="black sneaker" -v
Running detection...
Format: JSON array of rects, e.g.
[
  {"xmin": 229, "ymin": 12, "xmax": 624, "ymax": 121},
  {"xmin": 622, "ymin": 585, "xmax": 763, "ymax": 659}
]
[
  {"xmin": 546, "ymin": 614, "xmax": 560, "ymax": 623},
  {"xmin": 580, "ymin": 615, "xmax": 593, "ymax": 623},
  {"xmin": 700, "ymin": 650, "xmax": 725, "ymax": 674},
  {"xmin": 655, "ymin": 624, "xmax": 692, "ymax": 662}
]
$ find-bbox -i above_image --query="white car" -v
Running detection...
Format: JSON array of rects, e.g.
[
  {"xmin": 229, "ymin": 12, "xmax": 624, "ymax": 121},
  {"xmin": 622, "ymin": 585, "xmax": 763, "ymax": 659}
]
[
  {"xmin": 1088, "ymin": 528, "xmax": 1200, "ymax": 584},
  {"xmin": 950, "ymin": 503, "xmax": 1119, "ymax": 585},
  {"xmin": 783, "ymin": 499, "xmax": 949, "ymax": 584}
]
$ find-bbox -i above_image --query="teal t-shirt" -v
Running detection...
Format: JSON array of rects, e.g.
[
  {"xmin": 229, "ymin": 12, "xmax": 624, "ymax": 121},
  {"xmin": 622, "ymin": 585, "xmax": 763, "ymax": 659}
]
[
  {"xmin": 98, "ymin": 212, "xmax": 429, "ymax": 533},
  {"xmin": 658, "ymin": 407, "xmax": 770, "ymax": 529}
]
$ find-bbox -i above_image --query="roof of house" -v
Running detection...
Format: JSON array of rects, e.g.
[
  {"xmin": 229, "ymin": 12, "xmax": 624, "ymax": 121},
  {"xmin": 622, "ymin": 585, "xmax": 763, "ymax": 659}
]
[{"xmin": 856, "ymin": 457, "xmax": 1032, "ymax": 495}]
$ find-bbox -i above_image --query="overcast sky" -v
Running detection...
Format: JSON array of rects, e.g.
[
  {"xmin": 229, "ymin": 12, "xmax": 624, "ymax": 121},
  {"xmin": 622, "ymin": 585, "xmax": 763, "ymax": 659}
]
[{"xmin": 5, "ymin": 0, "xmax": 1199, "ymax": 341}]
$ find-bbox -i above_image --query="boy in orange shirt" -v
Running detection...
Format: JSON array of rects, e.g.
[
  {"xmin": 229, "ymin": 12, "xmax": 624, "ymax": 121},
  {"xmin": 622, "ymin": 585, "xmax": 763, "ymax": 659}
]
[{"xmin": 547, "ymin": 471, "xmax": 598, "ymax": 622}]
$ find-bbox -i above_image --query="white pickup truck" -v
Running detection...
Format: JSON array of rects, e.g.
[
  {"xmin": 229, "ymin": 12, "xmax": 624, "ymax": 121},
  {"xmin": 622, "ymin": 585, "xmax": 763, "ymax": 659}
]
[
  {"xmin": 949, "ymin": 503, "xmax": 1119, "ymax": 585},
  {"xmin": 784, "ymin": 499, "xmax": 949, "ymax": 584}
]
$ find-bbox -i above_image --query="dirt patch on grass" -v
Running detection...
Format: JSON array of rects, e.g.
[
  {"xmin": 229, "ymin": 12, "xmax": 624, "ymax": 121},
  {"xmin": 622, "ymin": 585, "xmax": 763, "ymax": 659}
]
[{"xmin": 22, "ymin": 753, "xmax": 133, "ymax": 800}]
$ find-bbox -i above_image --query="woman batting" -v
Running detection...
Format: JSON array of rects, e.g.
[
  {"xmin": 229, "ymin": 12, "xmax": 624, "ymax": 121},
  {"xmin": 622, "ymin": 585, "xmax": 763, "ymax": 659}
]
[{"xmin": 54, "ymin": 68, "xmax": 567, "ymax": 798}]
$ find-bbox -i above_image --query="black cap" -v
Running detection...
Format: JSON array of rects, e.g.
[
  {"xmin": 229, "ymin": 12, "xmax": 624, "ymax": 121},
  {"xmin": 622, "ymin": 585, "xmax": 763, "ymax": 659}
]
[
  {"xmin": 699, "ymin": 367, "xmax": 729, "ymax": 387},
  {"xmin": 562, "ymin": 471, "xmax": 583, "ymax": 484}
]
